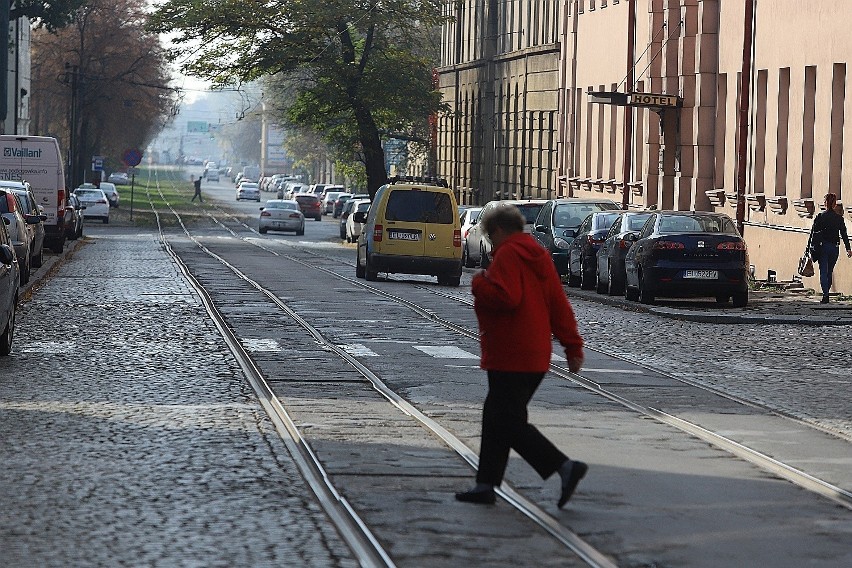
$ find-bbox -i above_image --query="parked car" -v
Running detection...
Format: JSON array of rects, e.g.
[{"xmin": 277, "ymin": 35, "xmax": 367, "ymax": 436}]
[
  {"xmin": 9, "ymin": 186, "xmax": 47, "ymax": 269},
  {"xmin": 107, "ymin": 171, "xmax": 130, "ymax": 185},
  {"xmin": 564, "ymin": 211, "xmax": 624, "ymax": 289},
  {"xmin": 465, "ymin": 199, "xmax": 547, "ymax": 268},
  {"xmin": 531, "ymin": 198, "xmax": 621, "ymax": 276},
  {"xmin": 0, "ymin": 215, "xmax": 18, "ymax": 355},
  {"xmin": 74, "ymin": 187, "xmax": 110, "ymax": 224},
  {"xmin": 65, "ymin": 193, "xmax": 85, "ymax": 240},
  {"xmin": 355, "ymin": 179, "xmax": 462, "ymax": 285},
  {"xmin": 624, "ymin": 211, "xmax": 749, "ymax": 306},
  {"xmin": 595, "ymin": 211, "xmax": 654, "ymax": 295},
  {"xmin": 236, "ymin": 182, "xmax": 261, "ymax": 201},
  {"xmin": 0, "ymin": 185, "xmax": 35, "ymax": 283},
  {"xmin": 459, "ymin": 206, "xmax": 482, "ymax": 267},
  {"xmin": 345, "ymin": 199, "xmax": 371, "ymax": 242},
  {"xmin": 205, "ymin": 168, "xmax": 220, "ymax": 182},
  {"xmin": 294, "ymin": 194, "xmax": 323, "ymax": 221},
  {"xmin": 321, "ymin": 191, "xmax": 344, "ymax": 215},
  {"xmin": 258, "ymin": 200, "xmax": 305, "ymax": 235},
  {"xmin": 339, "ymin": 198, "xmax": 359, "ymax": 239},
  {"xmin": 99, "ymin": 182, "xmax": 120, "ymax": 208},
  {"xmin": 333, "ymin": 193, "xmax": 354, "ymax": 218}
]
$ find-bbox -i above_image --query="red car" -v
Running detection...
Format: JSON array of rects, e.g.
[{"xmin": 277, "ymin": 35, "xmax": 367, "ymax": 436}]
[{"xmin": 295, "ymin": 194, "xmax": 322, "ymax": 221}]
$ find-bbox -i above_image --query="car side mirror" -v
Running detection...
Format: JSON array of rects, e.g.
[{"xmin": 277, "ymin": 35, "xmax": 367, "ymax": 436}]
[
  {"xmin": 25, "ymin": 214, "xmax": 42, "ymax": 224},
  {"xmin": 39, "ymin": 215, "xmax": 48, "ymax": 221},
  {"xmin": 0, "ymin": 244, "xmax": 14, "ymax": 265},
  {"xmin": 625, "ymin": 232, "xmax": 638, "ymax": 242},
  {"xmin": 353, "ymin": 211, "xmax": 368, "ymax": 223},
  {"xmin": 259, "ymin": 207, "xmax": 264, "ymax": 211},
  {"xmin": 534, "ymin": 224, "xmax": 547, "ymax": 233}
]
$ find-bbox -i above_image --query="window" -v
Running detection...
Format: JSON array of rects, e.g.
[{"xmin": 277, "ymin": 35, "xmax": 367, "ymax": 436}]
[{"xmin": 386, "ymin": 190, "xmax": 454, "ymax": 224}]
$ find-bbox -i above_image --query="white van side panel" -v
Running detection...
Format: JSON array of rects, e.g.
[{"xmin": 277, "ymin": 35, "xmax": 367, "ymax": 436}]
[{"xmin": 0, "ymin": 136, "xmax": 66, "ymax": 227}]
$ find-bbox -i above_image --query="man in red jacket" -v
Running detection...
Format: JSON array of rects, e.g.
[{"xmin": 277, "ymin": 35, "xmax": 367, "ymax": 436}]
[{"xmin": 456, "ymin": 203, "xmax": 587, "ymax": 507}]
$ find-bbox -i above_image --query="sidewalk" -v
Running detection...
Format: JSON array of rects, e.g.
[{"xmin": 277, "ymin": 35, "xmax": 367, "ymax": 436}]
[{"xmin": 566, "ymin": 281, "xmax": 852, "ymax": 325}]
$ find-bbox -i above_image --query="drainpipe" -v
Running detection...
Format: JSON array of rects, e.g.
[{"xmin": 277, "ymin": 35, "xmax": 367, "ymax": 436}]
[
  {"xmin": 622, "ymin": 0, "xmax": 637, "ymax": 210},
  {"xmin": 736, "ymin": 0, "xmax": 756, "ymax": 235},
  {"xmin": 567, "ymin": 0, "xmax": 580, "ymax": 195}
]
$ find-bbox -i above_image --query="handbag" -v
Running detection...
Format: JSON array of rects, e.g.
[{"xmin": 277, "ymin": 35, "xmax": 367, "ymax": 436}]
[{"xmin": 798, "ymin": 253, "xmax": 815, "ymax": 277}]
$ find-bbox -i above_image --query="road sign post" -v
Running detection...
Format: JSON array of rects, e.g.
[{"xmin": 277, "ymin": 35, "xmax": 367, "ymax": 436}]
[{"xmin": 122, "ymin": 148, "xmax": 143, "ymax": 220}]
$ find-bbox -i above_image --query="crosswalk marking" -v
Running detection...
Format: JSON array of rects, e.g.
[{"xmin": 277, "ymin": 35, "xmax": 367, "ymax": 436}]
[
  {"xmin": 582, "ymin": 368, "xmax": 644, "ymax": 374},
  {"xmin": 339, "ymin": 343, "xmax": 380, "ymax": 357},
  {"xmin": 242, "ymin": 339, "xmax": 281, "ymax": 352},
  {"xmin": 414, "ymin": 346, "xmax": 479, "ymax": 359}
]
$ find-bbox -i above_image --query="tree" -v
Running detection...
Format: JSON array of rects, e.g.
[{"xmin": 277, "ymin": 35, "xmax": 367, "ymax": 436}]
[
  {"xmin": 12, "ymin": 0, "xmax": 88, "ymax": 32},
  {"xmin": 148, "ymin": 0, "xmax": 448, "ymax": 198},
  {"xmin": 30, "ymin": 0, "xmax": 176, "ymax": 186}
]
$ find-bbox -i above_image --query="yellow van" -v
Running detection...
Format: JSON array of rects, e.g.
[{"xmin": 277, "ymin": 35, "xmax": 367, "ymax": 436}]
[{"xmin": 355, "ymin": 178, "xmax": 462, "ymax": 285}]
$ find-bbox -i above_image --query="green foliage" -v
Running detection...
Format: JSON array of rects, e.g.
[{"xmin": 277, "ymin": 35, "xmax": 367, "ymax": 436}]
[
  {"xmin": 148, "ymin": 0, "xmax": 449, "ymax": 194},
  {"xmin": 12, "ymin": 0, "xmax": 88, "ymax": 32}
]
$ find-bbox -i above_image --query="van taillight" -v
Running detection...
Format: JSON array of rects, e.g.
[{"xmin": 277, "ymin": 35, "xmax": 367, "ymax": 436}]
[
  {"xmin": 453, "ymin": 230, "xmax": 461, "ymax": 247},
  {"xmin": 374, "ymin": 224, "xmax": 383, "ymax": 242},
  {"xmin": 57, "ymin": 189, "xmax": 65, "ymax": 218}
]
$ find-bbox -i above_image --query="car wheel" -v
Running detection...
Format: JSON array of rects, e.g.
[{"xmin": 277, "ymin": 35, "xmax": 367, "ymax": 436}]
[
  {"xmin": 355, "ymin": 248, "xmax": 366, "ymax": 279},
  {"xmin": 315, "ymin": 215, "xmax": 322, "ymax": 221},
  {"xmin": 0, "ymin": 301, "xmax": 14, "ymax": 356},
  {"xmin": 462, "ymin": 244, "xmax": 473, "ymax": 268},
  {"xmin": 259, "ymin": 227, "xmax": 268, "ymax": 234},
  {"xmin": 715, "ymin": 295, "xmax": 730, "ymax": 304},
  {"xmin": 20, "ymin": 258, "xmax": 30, "ymax": 284},
  {"xmin": 32, "ymin": 248, "xmax": 43, "ymax": 269},
  {"xmin": 437, "ymin": 272, "xmax": 461, "ymax": 286},
  {"xmin": 51, "ymin": 236, "xmax": 65, "ymax": 253},
  {"xmin": 638, "ymin": 269, "xmax": 655, "ymax": 305},
  {"xmin": 580, "ymin": 257, "xmax": 595, "ymax": 290},
  {"xmin": 625, "ymin": 282, "xmax": 639, "ymax": 301},
  {"xmin": 566, "ymin": 257, "xmax": 580, "ymax": 287},
  {"xmin": 365, "ymin": 253, "xmax": 378, "ymax": 281},
  {"xmin": 103, "ymin": 216, "xmax": 109, "ymax": 224},
  {"xmin": 76, "ymin": 226, "xmax": 83, "ymax": 239},
  {"xmin": 478, "ymin": 244, "xmax": 491, "ymax": 269},
  {"xmin": 732, "ymin": 291, "xmax": 748, "ymax": 307},
  {"xmin": 296, "ymin": 226, "xmax": 305, "ymax": 236},
  {"xmin": 595, "ymin": 268, "xmax": 607, "ymax": 294},
  {"xmin": 607, "ymin": 264, "xmax": 623, "ymax": 296}
]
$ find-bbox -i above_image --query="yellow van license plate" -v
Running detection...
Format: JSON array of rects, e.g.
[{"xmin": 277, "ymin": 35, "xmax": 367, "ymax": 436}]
[{"xmin": 388, "ymin": 230, "xmax": 421, "ymax": 241}]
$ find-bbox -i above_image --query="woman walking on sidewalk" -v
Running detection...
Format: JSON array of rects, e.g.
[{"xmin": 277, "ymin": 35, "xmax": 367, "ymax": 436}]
[
  {"xmin": 455, "ymin": 204, "xmax": 588, "ymax": 508},
  {"xmin": 810, "ymin": 193, "xmax": 851, "ymax": 303}
]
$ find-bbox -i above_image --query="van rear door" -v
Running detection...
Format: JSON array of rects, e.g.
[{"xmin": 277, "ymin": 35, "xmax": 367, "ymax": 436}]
[{"xmin": 380, "ymin": 188, "xmax": 427, "ymax": 258}]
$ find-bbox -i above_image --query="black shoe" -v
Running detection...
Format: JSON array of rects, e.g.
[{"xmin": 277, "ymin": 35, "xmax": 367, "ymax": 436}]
[
  {"xmin": 821, "ymin": 296, "xmax": 830, "ymax": 304},
  {"xmin": 455, "ymin": 488, "xmax": 496, "ymax": 505},
  {"xmin": 558, "ymin": 461, "xmax": 588, "ymax": 509}
]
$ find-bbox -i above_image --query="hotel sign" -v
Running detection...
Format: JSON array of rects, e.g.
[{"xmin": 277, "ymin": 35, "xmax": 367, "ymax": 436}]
[
  {"xmin": 588, "ymin": 90, "xmax": 682, "ymax": 110},
  {"xmin": 628, "ymin": 92, "xmax": 680, "ymax": 108}
]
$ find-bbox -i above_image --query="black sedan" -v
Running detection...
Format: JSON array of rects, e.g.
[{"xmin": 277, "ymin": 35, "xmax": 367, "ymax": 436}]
[
  {"xmin": 623, "ymin": 211, "xmax": 749, "ymax": 306},
  {"xmin": 595, "ymin": 211, "xmax": 654, "ymax": 295},
  {"xmin": 565, "ymin": 211, "xmax": 623, "ymax": 289}
]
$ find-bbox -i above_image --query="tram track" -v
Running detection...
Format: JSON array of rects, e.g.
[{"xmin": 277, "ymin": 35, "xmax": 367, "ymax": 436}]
[
  {"xmin": 151, "ymin": 168, "xmax": 852, "ymax": 513},
  {"xmin": 143, "ymin": 169, "xmax": 619, "ymax": 567}
]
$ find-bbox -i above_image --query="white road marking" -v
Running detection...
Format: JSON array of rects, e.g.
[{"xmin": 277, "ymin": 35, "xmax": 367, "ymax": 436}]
[
  {"xmin": 241, "ymin": 338, "xmax": 281, "ymax": 352},
  {"xmin": 582, "ymin": 368, "xmax": 645, "ymax": 374},
  {"xmin": 339, "ymin": 343, "xmax": 380, "ymax": 357},
  {"xmin": 414, "ymin": 345, "xmax": 479, "ymax": 359}
]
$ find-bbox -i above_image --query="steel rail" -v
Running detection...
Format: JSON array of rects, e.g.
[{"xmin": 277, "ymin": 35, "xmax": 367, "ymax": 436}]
[
  {"xmin": 144, "ymin": 170, "xmax": 396, "ymax": 568},
  {"xmin": 164, "ymin": 178, "xmax": 852, "ymax": 511},
  {"xmin": 147, "ymin": 169, "xmax": 619, "ymax": 568}
]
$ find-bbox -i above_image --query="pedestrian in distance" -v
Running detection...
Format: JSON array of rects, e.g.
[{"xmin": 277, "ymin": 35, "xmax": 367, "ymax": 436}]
[
  {"xmin": 809, "ymin": 193, "xmax": 851, "ymax": 304},
  {"xmin": 191, "ymin": 175, "xmax": 203, "ymax": 203},
  {"xmin": 455, "ymin": 203, "xmax": 588, "ymax": 508}
]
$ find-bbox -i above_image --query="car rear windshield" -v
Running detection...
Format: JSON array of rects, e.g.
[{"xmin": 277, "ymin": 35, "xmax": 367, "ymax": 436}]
[
  {"xmin": 386, "ymin": 190, "xmax": 454, "ymax": 223},
  {"xmin": 76, "ymin": 190, "xmax": 101, "ymax": 199},
  {"xmin": 626, "ymin": 213, "xmax": 653, "ymax": 231},
  {"xmin": 266, "ymin": 201, "xmax": 297, "ymax": 209},
  {"xmin": 296, "ymin": 195, "xmax": 319, "ymax": 204},
  {"xmin": 659, "ymin": 214, "xmax": 738, "ymax": 234},
  {"xmin": 554, "ymin": 203, "xmax": 617, "ymax": 227},
  {"xmin": 515, "ymin": 203, "xmax": 544, "ymax": 224},
  {"xmin": 593, "ymin": 212, "xmax": 622, "ymax": 230}
]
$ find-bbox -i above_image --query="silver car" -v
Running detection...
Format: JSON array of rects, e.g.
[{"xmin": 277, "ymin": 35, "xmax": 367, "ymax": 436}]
[
  {"xmin": 464, "ymin": 199, "xmax": 547, "ymax": 268},
  {"xmin": 10, "ymin": 186, "xmax": 46, "ymax": 269},
  {"xmin": 258, "ymin": 200, "xmax": 305, "ymax": 235},
  {"xmin": 99, "ymin": 182, "xmax": 120, "ymax": 208}
]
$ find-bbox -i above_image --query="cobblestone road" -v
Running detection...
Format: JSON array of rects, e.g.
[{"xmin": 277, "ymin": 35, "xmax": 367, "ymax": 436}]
[{"xmin": 0, "ymin": 231, "xmax": 355, "ymax": 567}]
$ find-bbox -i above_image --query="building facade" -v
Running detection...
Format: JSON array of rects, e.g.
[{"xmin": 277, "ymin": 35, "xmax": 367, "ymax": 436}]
[
  {"xmin": 437, "ymin": 0, "xmax": 564, "ymax": 205},
  {"xmin": 440, "ymin": 0, "xmax": 852, "ymax": 293}
]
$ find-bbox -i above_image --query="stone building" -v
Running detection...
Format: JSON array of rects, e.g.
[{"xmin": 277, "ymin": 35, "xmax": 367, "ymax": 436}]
[
  {"xmin": 436, "ymin": 1, "xmax": 564, "ymax": 206},
  {"xmin": 439, "ymin": 0, "xmax": 852, "ymax": 294}
]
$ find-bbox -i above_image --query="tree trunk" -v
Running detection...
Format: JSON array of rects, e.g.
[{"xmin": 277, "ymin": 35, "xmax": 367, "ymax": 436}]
[{"xmin": 350, "ymin": 96, "xmax": 387, "ymax": 200}]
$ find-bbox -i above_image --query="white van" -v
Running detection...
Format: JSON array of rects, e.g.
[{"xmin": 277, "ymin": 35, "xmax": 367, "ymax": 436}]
[{"xmin": 0, "ymin": 136, "xmax": 67, "ymax": 252}]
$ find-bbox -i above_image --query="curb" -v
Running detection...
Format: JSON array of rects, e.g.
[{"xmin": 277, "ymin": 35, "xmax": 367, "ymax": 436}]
[
  {"xmin": 19, "ymin": 237, "xmax": 86, "ymax": 303},
  {"xmin": 564, "ymin": 286, "xmax": 852, "ymax": 326}
]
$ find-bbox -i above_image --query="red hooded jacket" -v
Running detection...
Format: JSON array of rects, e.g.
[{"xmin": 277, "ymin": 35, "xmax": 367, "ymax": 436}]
[{"xmin": 472, "ymin": 232, "xmax": 583, "ymax": 372}]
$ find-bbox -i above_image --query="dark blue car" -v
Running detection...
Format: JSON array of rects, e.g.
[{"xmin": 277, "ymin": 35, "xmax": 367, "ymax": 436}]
[
  {"xmin": 595, "ymin": 211, "xmax": 654, "ymax": 295},
  {"xmin": 624, "ymin": 211, "xmax": 749, "ymax": 306},
  {"xmin": 565, "ymin": 211, "xmax": 623, "ymax": 289}
]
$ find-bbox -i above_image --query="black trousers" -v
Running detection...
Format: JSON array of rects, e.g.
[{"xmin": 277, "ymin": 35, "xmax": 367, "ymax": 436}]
[{"xmin": 476, "ymin": 370, "xmax": 568, "ymax": 486}]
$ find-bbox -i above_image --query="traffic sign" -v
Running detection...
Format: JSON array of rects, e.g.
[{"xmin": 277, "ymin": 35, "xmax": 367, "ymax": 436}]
[
  {"xmin": 91, "ymin": 155, "xmax": 104, "ymax": 171},
  {"xmin": 122, "ymin": 148, "xmax": 143, "ymax": 167}
]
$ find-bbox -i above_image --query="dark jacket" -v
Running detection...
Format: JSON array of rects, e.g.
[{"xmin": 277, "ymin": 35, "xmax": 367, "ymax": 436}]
[
  {"xmin": 472, "ymin": 232, "xmax": 583, "ymax": 373},
  {"xmin": 812, "ymin": 210, "xmax": 850, "ymax": 250}
]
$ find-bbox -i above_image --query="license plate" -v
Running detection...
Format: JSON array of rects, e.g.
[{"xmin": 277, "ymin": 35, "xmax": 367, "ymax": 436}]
[
  {"xmin": 684, "ymin": 269, "xmax": 719, "ymax": 279},
  {"xmin": 388, "ymin": 230, "xmax": 420, "ymax": 241}
]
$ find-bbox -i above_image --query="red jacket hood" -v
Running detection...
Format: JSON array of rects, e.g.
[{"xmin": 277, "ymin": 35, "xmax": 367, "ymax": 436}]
[{"xmin": 494, "ymin": 232, "xmax": 552, "ymax": 279}]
